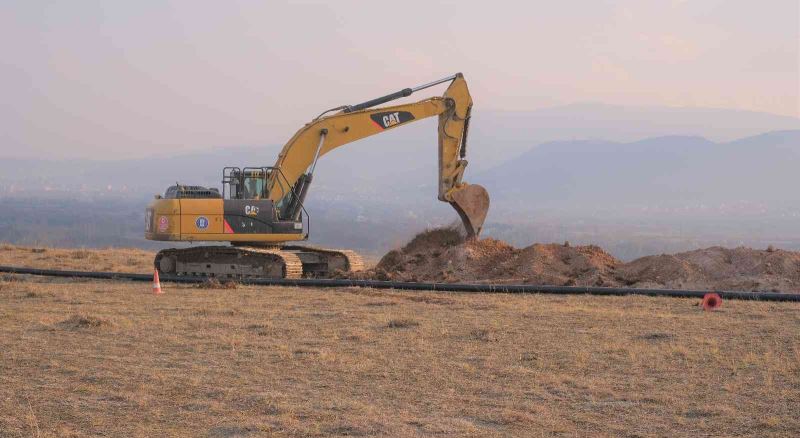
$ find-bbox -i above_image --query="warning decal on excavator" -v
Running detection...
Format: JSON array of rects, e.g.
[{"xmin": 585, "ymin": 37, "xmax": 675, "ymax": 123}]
[
  {"xmin": 370, "ymin": 111, "xmax": 415, "ymax": 130},
  {"xmin": 157, "ymin": 216, "xmax": 169, "ymax": 232}
]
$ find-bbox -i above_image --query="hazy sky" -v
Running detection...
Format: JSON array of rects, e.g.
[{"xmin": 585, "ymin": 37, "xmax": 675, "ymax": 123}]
[{"xmin": 1, "ymin": 0, "xmax": 798, "ymax": 159}]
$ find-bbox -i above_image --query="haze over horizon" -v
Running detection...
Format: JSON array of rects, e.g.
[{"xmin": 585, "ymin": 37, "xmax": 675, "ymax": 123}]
[{"xmin": 2, "ymin": 0, "xmax": 798, "ymax": 160}]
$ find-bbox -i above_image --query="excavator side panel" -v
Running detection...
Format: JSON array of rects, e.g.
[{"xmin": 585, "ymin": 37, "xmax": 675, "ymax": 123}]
[
  {"xmin": 179, "ymin": 199, "xmax": 224, "ymax": 235},
  {"xmin": 146, "ymin": 198, "xmax": 303, "ymax": 243}
]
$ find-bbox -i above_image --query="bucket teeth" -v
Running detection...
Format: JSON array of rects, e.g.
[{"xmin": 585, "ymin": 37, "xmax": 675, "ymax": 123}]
[{"xmin": 449, "ymin": 183, "xmax": 490, "ymax": 238}]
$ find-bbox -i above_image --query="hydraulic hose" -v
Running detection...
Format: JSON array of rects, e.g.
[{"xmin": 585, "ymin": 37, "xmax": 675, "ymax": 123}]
[{"xmin": 342, "ymin": 73, "xmax": 460, "ymax": 113}]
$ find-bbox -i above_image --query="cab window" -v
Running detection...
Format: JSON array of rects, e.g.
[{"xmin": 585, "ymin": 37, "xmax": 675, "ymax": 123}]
[{"xmin": 243, "ymin": 176, "xmax": 265, "ymax": 199}]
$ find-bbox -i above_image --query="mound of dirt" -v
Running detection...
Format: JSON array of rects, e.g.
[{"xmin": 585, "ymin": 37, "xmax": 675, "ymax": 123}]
[
  {"xmin": 364, "ymin": 228, "xmax": 621, "ymax": 286},
  {"xmin": 357, "ymin": 227, "xmax": 800, "ymax": 292},
  {"xmin": 615, "ymin": 246, "xmax": 800, "ymax": 292}
]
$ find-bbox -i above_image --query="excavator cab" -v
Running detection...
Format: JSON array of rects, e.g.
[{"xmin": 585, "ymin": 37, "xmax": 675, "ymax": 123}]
[
  {"xmin": 222, "ymin": 166, "xmax": 306, "ymax": 222},
  {"xmin": 223, "ymin": 167, "xmax": 266, "ymax": 200}
]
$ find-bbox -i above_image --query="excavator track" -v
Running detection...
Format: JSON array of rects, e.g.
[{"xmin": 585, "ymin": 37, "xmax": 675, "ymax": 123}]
[
  {"xmin": 154, "ymin": 245, "xmax": 363, "ymax": 279},
  {"xmin": 285, "ymin": 245, "xmax": 365, "ymax": 275},
  {"xmin": 155, "ymin": 246, "xmax": 303, "ymax": 279}
]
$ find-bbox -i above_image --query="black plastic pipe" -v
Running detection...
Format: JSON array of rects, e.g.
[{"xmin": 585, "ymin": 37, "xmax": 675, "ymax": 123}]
[{"xmin": 2, "ymin": 265, "xmax": 799, "ymax": 302}]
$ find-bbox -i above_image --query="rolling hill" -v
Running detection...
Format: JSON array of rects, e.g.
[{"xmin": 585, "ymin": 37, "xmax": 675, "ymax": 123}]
[{"xmin": 477, "ymin": 130, "xmax": 800, "ymax": 207}]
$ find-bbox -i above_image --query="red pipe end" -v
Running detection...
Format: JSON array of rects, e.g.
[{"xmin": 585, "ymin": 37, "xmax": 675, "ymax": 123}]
[{"xmin": 702, "ymin": 293, "xmax": 722, "ymax": 311}]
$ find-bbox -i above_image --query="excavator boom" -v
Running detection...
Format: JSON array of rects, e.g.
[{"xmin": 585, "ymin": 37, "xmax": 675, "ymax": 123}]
[{"xmin": 267, "ymin": 73, "xmax": 489, "ymax": 237}]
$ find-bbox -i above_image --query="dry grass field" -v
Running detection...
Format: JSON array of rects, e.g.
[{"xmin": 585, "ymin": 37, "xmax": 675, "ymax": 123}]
[
  {"xmin": 0, "ymin": 244, "xmax": 155, "ymax": 273},
  {"xmin": 1, "ymin": 272, "xmax": 799, "ymax": 437}
]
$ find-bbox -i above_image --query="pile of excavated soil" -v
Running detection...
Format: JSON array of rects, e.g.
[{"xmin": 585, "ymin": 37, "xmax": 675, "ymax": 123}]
[
  {"xmin": 356, "ymin": 228, "xmax": 800, "ymax": 292},
  {"xmin": 361, "ymin": 228, "xmax": 621, "ymax": 286},
  {"xmin": 615, "ymin": 246, "xmax": 800, "ymax": 292}
]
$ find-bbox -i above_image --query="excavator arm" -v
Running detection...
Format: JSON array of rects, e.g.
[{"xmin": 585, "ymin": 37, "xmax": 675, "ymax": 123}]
[{"xmin": 267, "ymin": 73, "xmax": 490, "ymax": 237}]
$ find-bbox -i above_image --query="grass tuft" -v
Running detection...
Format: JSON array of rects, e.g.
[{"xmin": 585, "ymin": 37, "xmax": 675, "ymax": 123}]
[
  {"xmin": 386, "ymin": 318, "xmax": 419, "ymax": 329},
  {"xmin": 196, "ymin": 278, "xmax": 238, "ymax": 289},
  {"xmin": 57, "ymin": 314, "xmax": 111, "ymax": 329},
  {"xmin": 72, "ymin": 249, "xmax": 91, "ymax": 259},
  {"xmin": 1, "ymin": 274, "xmax": 23, "ymax": 282},
  {"xmin": 639, "ymin": 332, "xmax": 675, "ymax": 341},
  {"xmin": 470, "ymin": 328, "xmax": 497, "ymax": 342}
]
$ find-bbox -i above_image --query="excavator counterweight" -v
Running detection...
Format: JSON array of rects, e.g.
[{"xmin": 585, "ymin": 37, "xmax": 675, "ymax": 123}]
[{"xmin": 145, "ymin": 73, "xmax": 490, "ymax": 278}]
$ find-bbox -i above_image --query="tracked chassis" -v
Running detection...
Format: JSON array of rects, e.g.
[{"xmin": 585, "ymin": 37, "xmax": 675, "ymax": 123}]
[{"xmin": 154, "ymin": 245, "xmax": 364, "ymax": 279}]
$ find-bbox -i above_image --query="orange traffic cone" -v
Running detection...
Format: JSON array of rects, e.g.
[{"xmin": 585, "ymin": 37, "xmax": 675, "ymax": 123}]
[
  {"xmin": 153, "ymin": 269, "xmax": 163, "ymax": 295},
  {"xmin": 701, "ymin": 293, "xmax": 721, "ymax": 311}
]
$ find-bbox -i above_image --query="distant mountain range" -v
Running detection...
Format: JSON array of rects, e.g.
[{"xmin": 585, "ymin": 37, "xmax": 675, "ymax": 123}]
[
  {"xmin": 1, "ymin": 103, "xmax": 799, "ymax": 209},
  {"xmin": 476, "ymin": 130, "xmax": 800, "ymax": 208}
]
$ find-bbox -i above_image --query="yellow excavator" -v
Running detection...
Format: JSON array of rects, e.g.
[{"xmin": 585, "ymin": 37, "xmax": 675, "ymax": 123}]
[{"xmin": 145, "ymin": 73, "xmax": 489, "ymax": 278}]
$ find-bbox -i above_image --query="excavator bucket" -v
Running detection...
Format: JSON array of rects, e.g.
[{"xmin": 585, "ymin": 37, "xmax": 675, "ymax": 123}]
[{"xmin": 449, "ymin": 183, "xmax": 490, "ymax": 239}]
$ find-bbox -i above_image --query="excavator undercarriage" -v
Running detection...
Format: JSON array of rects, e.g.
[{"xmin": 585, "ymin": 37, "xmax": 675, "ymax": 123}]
[{"xmin": 154, "ymin": 245, "xmax": 363, "ymax": 279}]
